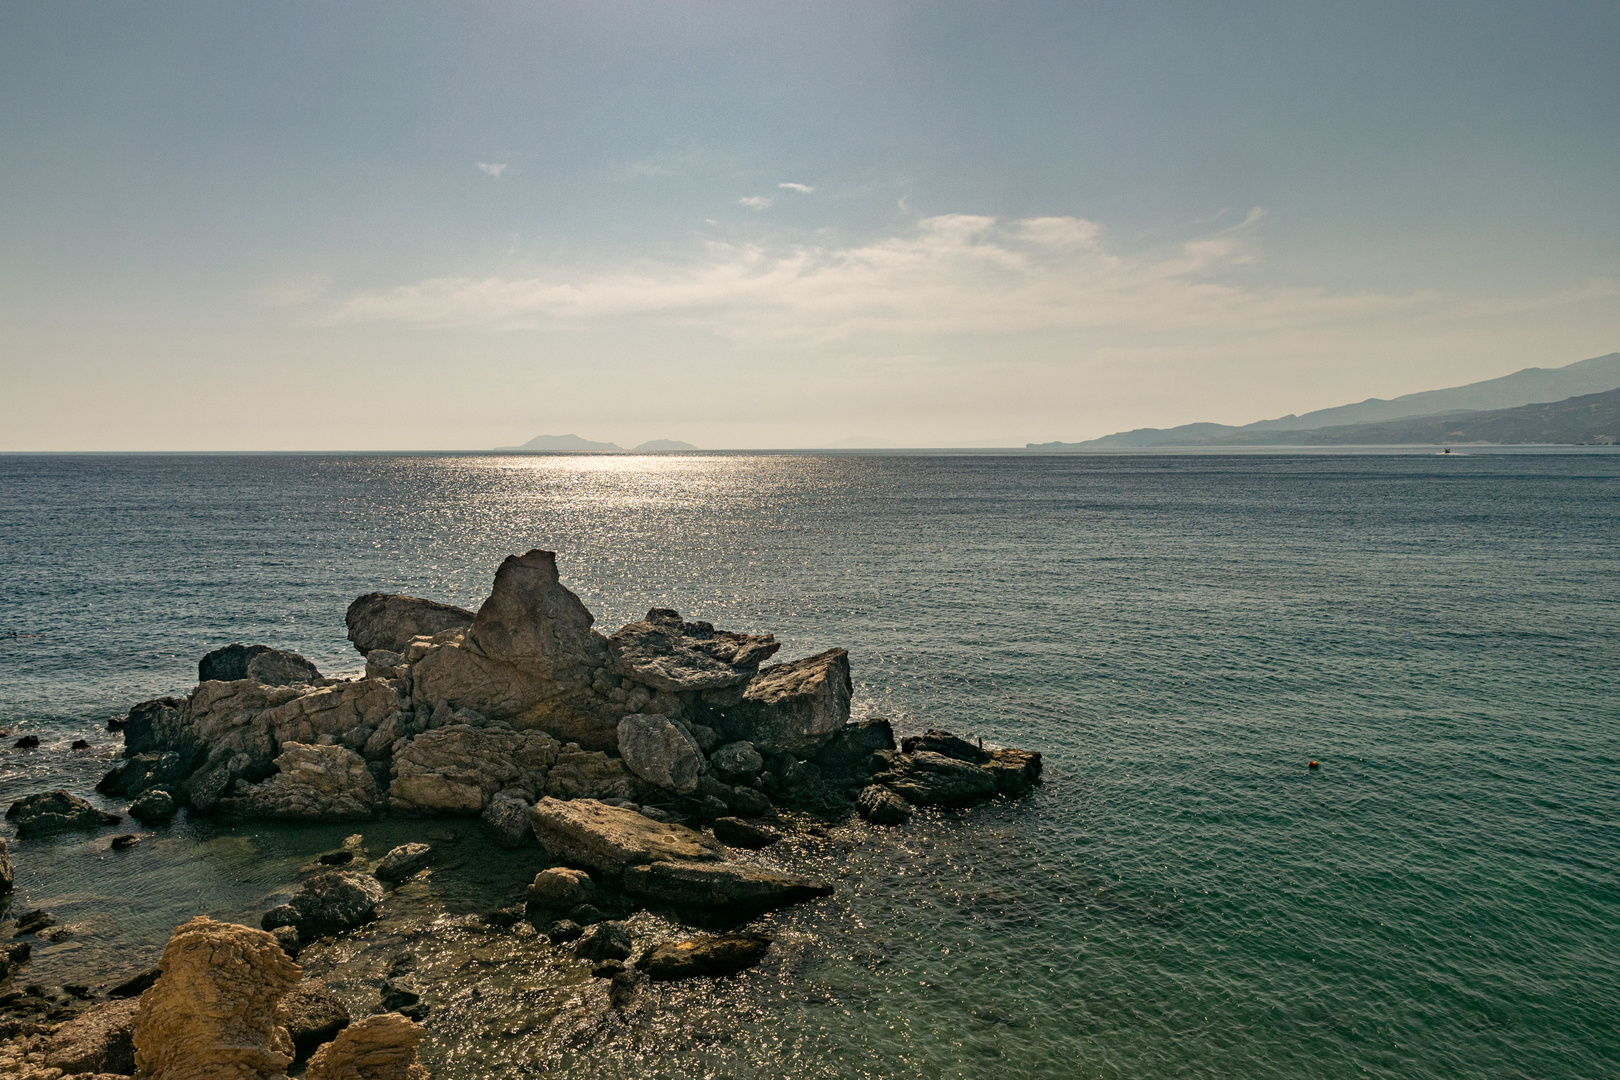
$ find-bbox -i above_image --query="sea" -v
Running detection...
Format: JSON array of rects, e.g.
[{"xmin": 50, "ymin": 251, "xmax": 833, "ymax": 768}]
[{"xmin": 0, "ymin": 451, "xmax": 1616, "ymax": 1079}]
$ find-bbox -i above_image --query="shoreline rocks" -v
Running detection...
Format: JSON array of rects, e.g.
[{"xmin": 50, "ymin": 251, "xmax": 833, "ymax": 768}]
[{"xmin": 5, "ymin": 791, "xmax": 121, "ymax": 838}]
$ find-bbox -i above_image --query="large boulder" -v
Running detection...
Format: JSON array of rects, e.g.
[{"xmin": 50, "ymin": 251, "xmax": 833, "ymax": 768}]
[
  {"xmin": 266, "ymin": 871, "xmax": 385, "ymax": 942},
  {"xmin": 637, "ymin": 934, "xmax": 771, "ymax": 980},
  {"xmin": 528, "ymin": 797, "xmax": 721, "ymax": 875},
  {"xmin": 5, "ymin": 790, "xmax": 120, "ymax": 837},
  {"xmin": 131, "ymin": 916, "xmax": 303, "ymax": 1080},
  {"xmin": 129, "ymin": 788, "xmax": 179, "ymax": 824},
  {"xmin": 623, "ymin": 861, "xmax": 833, "ymax": 912},
  {"xmin": 118, "ymin": 696, "xmax": 185, "ymax": 757},
  {"xmin": 304, "ymin": 1011, "xmax": 428, "ymax": 1080},
  {"xmin": 606, "ymin": 608, "xmax": 780, "ymax": 691},
  {"xmin": 216, "ymin": 743, "xmax": 381, "ymax": 821},
  {"xmin": 527, "ymin": 867, "xmax": 595, "ymax": 909},
  {"xmin": 346, "ymin": 591, "xmax": 475, "ymax": 656},
  {"xmin": 199, "ymin": 643, "xmax": 321, "ymax": 686},
  {"xmin": 708, "ymin": 740, "xmax": 764, "ymax": 777},
  {"xmin": 389, "ymin": 725, "xmax": 558, "ymax": 815},
  {"xmin": 727, "ymin": 648, "xmax": 852, "ymax": 755},
  {"xmin": 409, "ymin": 550, "xmax": 621, "ymax": 748},
  {"xmin": 875, "ymin": 750, "xmax": 999, "ymax": 807},
  {"xmin": 616, "ymin": 714, "xmax": 705, "ymax": 794},
  {"xmin": 43, "ymin": 997, "xmax": 138, "ymax": 1074},
  {"xmin": 481, "ymin": 794, "xmax": 534, "ymax": 847},
  {"xmin": 282, "ymin": 978, "xmax": 351, "ymax": 1062}
]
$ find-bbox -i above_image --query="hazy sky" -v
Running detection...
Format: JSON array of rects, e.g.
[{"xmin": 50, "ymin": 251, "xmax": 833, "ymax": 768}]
[{"xmin": 3, "ymin": 1, "xmax": 1617, "ymax": 449}]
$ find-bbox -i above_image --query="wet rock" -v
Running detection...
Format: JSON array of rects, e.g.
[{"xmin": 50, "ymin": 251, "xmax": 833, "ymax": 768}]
[
  {"xmin": 810, "ymin": 719, "xmax": 897, "ymax": 781},
  {"xmin": 900, "ymin": 728, "xmax": 991, "ymax": 764},
  {"xmin": 480, "ymin": 794, "xmax": 534, "ymax": 848},
  {"xmin": 217, "ymin": 742, "xmax": 382, "ymax": 821},
  {"xmin": 573, "ymin": 922, "xmax": 632, "ymax": 962},
  {"xmin": 98, "ymin": 750, "xmax": 189, "ymax": 799},
  {"xmin": 199, "ymin": 643, "xmax": 322, "ymax": 686},
  {"xmin": 528, "ymin": 797, "xmax": 722, "ymax": 875},
  {"xmin": 272, "ymin": 871, "xmax": 385, "ymax": 941},
  {"xmin": 379, "ymin": 981, "xmax": 424, "ymax": 1017},
  {"xmin": 131, "ymin": 916, "xmax": 303, "ymax": 1080},
  {"xmin": 985, "ymin": 746, "xmax": 1043, "ymax": 795},
  {"xmin": 42, "ymin": 996, "xmax": 137, "ymax": 1075},
  {"xmin": 616, "ymin": 713, "xmax": 704, "ymax": 794},
  {"xmin": 623, "ymin": 860, "xmax": 833, "ymax": 912},
  {"xmin": 636, "ymin": 934, "xmax": 771, "ymax": 980},
  {"xmin": 110, "ymin": 833, "xmax": 141, "ymax": 850},
  {"xmin": 319, "ymin": 849, "xmax": 356, "ymax": 866},
  {"xmin": 544, "ymin": 748, "xmax": 636, "ymax": 801},
  {"xmin": 13, "ymin": 735, "xmax": 39, "ymax": 748},
  {"xmin": 590, "ymin": 960, "xmax": 625, "ymax": 978},
  {"xmin": 271, "ymin": 926, "xmax": 302, "ymax": 959},
  {"xmin": 710, "ymin": 817, "xmax": 781, "ymax": 849},
  {"xmin": 128, "ymin": 788, "xmax": 178, "ymax": 824},
  {"xmin": 16, "ymin": 909, "xmax": 57, "ymax": 935},
  {"xmin": 606, "ymin": 608, "xmax": 780, "ymax": 692},
  {"xmin": 567, "ymin": 903, "xmax": 604, "ymax": 925},
  {"xmin": 345, "ymin": 592, "xmax": 475, "ymax": 656},
  {"xmin": 303, "ymin": 1011, "xmax": 429, "ymax": 1080},
  {"xmin": 708, "ymin": 740, "xmax": 764, "ymax": 777},
  {"xmin": 877, "ymin": 750, "xmax": 999, "ymax": 807},
  {"xmin": 527, "ymin": 867, "xmax": 595, "ymax": 909},
  {"xmin": 0, "ymin": 838, "xmax": 11, "ymax": 895},
  {"xmin": 0, "ymin": 941, "xmax": 30, "ymax": 981},
  {"xmin": 482, "ymin": 904, "xmax": 526, "ymax": 929},
  {"xmin": 855, "ymin": 784, "xmax": 912, "ymax": 825},
  {"xmin": 731, "ymin": 648, "xmax": 853, "ymax": 755},
  {"xmin": 546, "ymin": 919, "xmax": 583, "ymax": 944},
  {"xmin": 375, "ymin": 843, "xmax": 432, "ymax": 884},
  {"xmin": 723, "ymin": 784, "xmax": 773, "ymax": 819},
  {"xmin": 5, "ymin": 791, "xmax": 121, "ymax": 837},
  {"xmin": 389, "ymin": 725, "xmax": 558, "ymax": 816},
  {"xmin": 107, "ymin": 967, "xmax": 160, "ymax": 998},
  {"xmin": 607, "ymin": 969, "xmax": 644, "ymax": 1009},
  {"xmin": 71, "ymin": 738, "xmax": 91, "ymax": 750},
  {"xmin": 283, "ymin": 978, "xmax": 351, "ymax": 1062}
]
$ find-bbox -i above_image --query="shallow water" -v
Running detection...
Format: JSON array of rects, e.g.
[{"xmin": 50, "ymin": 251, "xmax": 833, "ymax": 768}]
[{"xmin": 1, "ymin": 452, "xmax": 1617, "ymax": 1078}]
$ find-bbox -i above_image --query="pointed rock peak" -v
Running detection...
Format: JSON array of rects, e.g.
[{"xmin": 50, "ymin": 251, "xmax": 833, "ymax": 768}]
[
  {"xmin": 608, "ymin": 608, "xmax": 781, "ymax": 692},
  {"xmin": 468, "ymin": 549, "xmax": 602, "ymax": 665}
]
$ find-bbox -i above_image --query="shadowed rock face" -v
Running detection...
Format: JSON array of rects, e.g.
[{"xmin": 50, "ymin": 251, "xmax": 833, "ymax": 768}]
[
  {"xmin": 303, "ymin": 1011, "xmax": 429, "ymax": 1080},
  {"xmin": 43, "ymin": 997, "xmax": 137, "ymax": 1075},
  {"xmin": 131, "ymin": 916, "xmax": 303, "ymax": 1080},
  {"xmin": 607, "ymin": 609, "xmax": 780, "ymax": 692},
  {"xmin": 346, "ymin": 593, "xmax": 474, "ymax": 657},
  {"xmin": 199, "ymin": 644, "xmax": 321, "ymax": 686}
]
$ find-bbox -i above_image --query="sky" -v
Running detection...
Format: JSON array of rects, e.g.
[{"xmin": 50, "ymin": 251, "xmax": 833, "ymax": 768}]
[{"xmin": 2, "ymin": 1, "xmax": 1617, "ymax": 450}]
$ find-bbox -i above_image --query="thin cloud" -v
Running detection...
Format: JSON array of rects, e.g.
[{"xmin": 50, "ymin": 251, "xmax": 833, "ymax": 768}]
[
  {"xmin": 739, "ymin": 195, "xmax": 774, "ymax": 210},
  {"xmin": 475, "ymin": 162, "xmax": 507, "ymax": 177},
  {"xmin": 778, "ymin": 182, "xmax": 815, "ymax": 193}
]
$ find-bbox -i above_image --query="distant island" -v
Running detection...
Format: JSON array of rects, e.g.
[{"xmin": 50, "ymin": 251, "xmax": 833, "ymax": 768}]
[
  {"xmin": 494, "ymin": 434, "xmax": 699, "ymax": 453},
  {"xmin": 1032, "ymin": 352, "xmax": 1620, "ymax": 448}
]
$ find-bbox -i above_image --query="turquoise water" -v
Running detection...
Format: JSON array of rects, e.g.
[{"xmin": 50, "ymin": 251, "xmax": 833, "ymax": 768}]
[{"xmin": 1, "ymin": 452, "xmax": 1617, "ymax": 1078}]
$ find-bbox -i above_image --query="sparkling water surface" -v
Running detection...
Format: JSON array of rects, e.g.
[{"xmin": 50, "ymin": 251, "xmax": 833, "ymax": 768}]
[{"xmin": 0, "ymin": 452, "xmax": 1616, "ymax": 1079}]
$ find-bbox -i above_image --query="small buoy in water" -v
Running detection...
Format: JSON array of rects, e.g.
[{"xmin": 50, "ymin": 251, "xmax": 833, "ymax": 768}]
[{"xmin": 1308, "ymin": 760, "xmax": 1320, "ymax": 769}]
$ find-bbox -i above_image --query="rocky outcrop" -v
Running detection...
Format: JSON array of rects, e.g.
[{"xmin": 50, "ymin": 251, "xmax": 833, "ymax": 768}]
[
  {"xmin": 283, "ymin": 979, "xmax": 351, "ymax": 1062},
  {"xmin": 217, "ymin": 743, "xmax": 381, "ymax": 821},
  {"xmin": 389, "ymin": 725, "xmax": 558, "ymax": 815},
  {"xmin": 855, "ymin": 784, "xmax": 911, "ymax": 824},
  {"xmin": 528, "ymin": 797, "xmax": 722, "ymax": 875},
  {"xmin": 723, "ymin": 649, "xmax": 852, "ymax": 755},
  {"xmin": 480, "ymin": 795, "xmax": 533, "ymax": 847},
  {"xmin": 623, "ymin": 860, "xmax": 833, "ymax": 912},
  {"xmin": 98, "ymin": 750, "xmax": 189, "ymax": 799},
  {"xmin": 44, "ymin": 997, "xmax": 137, "ymax": 1074},
  {"xmin": 543, "ymin": 747, "xmax": 636, "ymax": 801},
  {"xmin": 637, "ymin": 934, "xmax": 771, "ymax": 980},
  {"xmin": 874, "ymin": 750, "xmax": 999, "ymax": 806},
  {"xmin": 374, "ymin": 843, "xmax": 432, "ymax": 883},
  {"xmin": 616, "ymin": 714, "xmax": 704, "ymax": 794},
  {"xmin": 130, "ymin": 788, "xmax": 179, "ymax": 823},
  {"xmin": 200, "ymin": 643, "xmax": 322, "ymax": 686},
  {"xmin": 5, "ymin": 790, "xmax": 120, "ymax": 838},
  {"xmin": 264, "ymin": 872, "xmax": 385, "ymax": 942},
  {"xmin": 302, "ymin": 1011, "xmax": 429, "ymax": 1080},
  {"xmin": 346, "ymin": 592, "xmax": 474, "ymax": 656},
  {"xmin": 606, "ymin": 608, "xmax": 779, "ymax": 691},
  {"xmin": 131, "ymin": 916, "xmax": 303, "ymax": 1080}
]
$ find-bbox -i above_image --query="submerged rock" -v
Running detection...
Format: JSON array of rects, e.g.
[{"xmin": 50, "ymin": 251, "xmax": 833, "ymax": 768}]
[
  {"xmin": 303, "ymin": 1011, "xmax": 429, "ymax": 1080},
  {"xmin": 617, "ymin": 713, "xmax": 705, "ymax": 794},
  {"xmin": 375, "ymin": 843, "xmax": 432, "ymax": 884},
  {"xmin": 606, "ymin": 608, "xmax": 780, "ymax": 692},
  {"xmin": 346, "ymin": 592, "xmax": 475, "ymax": 657},
  {"xmin": 283, "ymin": 978, "xmax": 351, "ymax": 1062},
  {"xmin": 217, "ymin": 742, "xmax": 381, "ymax": 821},
  {"xmin": 0, "ymin": 940, "xmax": 30, "ymax": 981},
  {"xmin": 267, "ymin": 871, "xmax": 385, "ymax": 942},
  {"xmin": 131, "ymin": 916, "xmax": 303, "ymax": 1080},
  {"xmin": 5, "ymin": 790, "xmax": 121, "ymax": 837},
  {"xmin": 528, "ymin": 797, "xmax": 722, "ymax": 875},
  {"xmin": 199, "ymin": 643, "xmax": 322, "ymax": 686},
  {"xmin": 637, "ymin": 934, "xmax": 771, "ymax": 980},
  {"xmin": 623, "ymin": 860, "xmax": 832, "ymax": 912},
  {"xmin": 390, "ymin": 725, "xmax": 558, "ymax": 816}
]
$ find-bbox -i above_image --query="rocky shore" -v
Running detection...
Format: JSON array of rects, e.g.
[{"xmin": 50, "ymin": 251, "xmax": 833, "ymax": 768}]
[{"xmin": 0, "ymin": 550, "xmax": 1042, "ymax": 1076}]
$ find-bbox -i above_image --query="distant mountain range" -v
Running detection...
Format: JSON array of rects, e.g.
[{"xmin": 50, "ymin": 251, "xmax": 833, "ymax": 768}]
[
  {"xmin": 1034, "ymin": 352, "xmax": 1620, "ymax": 448},
  {"xmin": 494, "ymin": 434, "xmax": 698, "ymax": 452}
]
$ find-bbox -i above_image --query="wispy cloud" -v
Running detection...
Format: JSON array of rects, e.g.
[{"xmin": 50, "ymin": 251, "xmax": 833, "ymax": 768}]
[
  {"xmin": 778, "ymin": 182, "xmax": 815, "ymax": 193},
  {"xmin": 332, "ymin": 211, "xmax": 1429, "ymax": 345},
  {"xmin": 739, "ymin": 195, "xmax": 774, "ymax": 210},
  {"xmin": 475, "ymin": 162, "xmax": 507, "ymax": 177}
]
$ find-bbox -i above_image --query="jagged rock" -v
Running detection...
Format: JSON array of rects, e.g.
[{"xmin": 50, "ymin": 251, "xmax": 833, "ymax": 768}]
[
  {"xmin": 303, "ymin": 1011, "xmax": 429, "ymax": 1080},
  {"xmin": 616, "ymin": 714, "xmax": 704, "ymax": 794},
  {"xmin": 707, "ymin": 740, "xmax": 764, "ymax": 777},
  {"xmin": 606, "ymin": 608, "xmax": 780, "ymax": 692},
  {"xmin": 217, "ymin": 743, "xmax": 381, "ymax": 821},
  {"xmin": 0, "ymin": 838, "xmax": 11, "ymax": 894},
  {"xmin": 985, "ymin": 747, "xmax": 1043, "ymax": 795},
  {"xmin": 573, "ymin": 922, "xmax": 632, "ymax": 962},
  {"xmin": 529, "ymin": 797, "xmax": 722, "ymax": 875},
  {"xmin": 131, "ymin": 916, "xmax": 303, "ymax": 1080},
  {"xmin": 98, "ymin": 750, "xmax": 188, "ymax": 799},
  {"xmin": 544, "ymin": 748, "xmax": 636, "ymax": 801},
  {"xmin": 389, "ymin": 726, "xmax": 558, "ymax": 815},
  {"xmin": 710, "ymin": 816, "xmax": 781, "ymax": 849},
  {"xmin": 346, "ymin": 591, "xmax": 475, "ymax": 656},
  {"xmin": 475, "ymin": 795, "xmax": 529, "ymax": 848},
  {"xmin": 200, "ymin": 643, "xmax": 322, "ymax": 685},
  {"xmin": 270, "ymin": 871, "xmax": 385, "ymax": 942},
  {"xmin": 527, "ymin": 867, "xmax": 596, "ymax": 909},
  {"xmin": 5, "ymin": 790, "xmax": 121, "ymax": 837},
  {"xmin": 0, "ymin": 940, "xmax": 30, "ymax": 980},
  {"xmin": 119, "ymin": 697, "xmax": 185, "ymax": 757},
  {"xmin": 729, "ymin": 649, "xmax": 852, "ymax": 754},
  {"xmin": 374, "ymin": 843, "xmax": 432, "ymax": 883},
  {"xmin": 875, "ymin": 750, "xmax": 999, "ymax": 807},
  {"xmin": 409, "ymin": 550, "xmax": 621, "ymax": 749},
  {"xmin": 623, "ymin": 860, "xmax": 833, "ymax": 911},
  {"xmin": 43, "ymin": 997, "xmax": 138, "ymax": 1074},
  {"xmin": 900, "ymin": 728, "xmax": 991, "ymax": 763},
  {"xmin": 855, "ymin": 784, "xmax": 912, "ymax": 824},
  {"xmin": 637, "ymin": 934, "xmax": 771, "ymax": 980},
  {"xmin": 283, "ymin": 979, "xmax": 351, "ymax": 1062}
]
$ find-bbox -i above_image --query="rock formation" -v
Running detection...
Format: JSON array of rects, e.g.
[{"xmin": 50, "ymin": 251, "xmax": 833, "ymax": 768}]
[
  {"xmin": 637, "ymin": 934, "xmax": 771, "ymax": 980},
  {"xmin": 616, "ymin": 713, "xmax": 704, "ymax": 794},
  {"xmin": 5, "ymin": 790, "xmax": 121, "ymax": 837},
  {"xmin": 389, "ymin": 725, "xmax": 557, "ymax": 815},
  {"xmin": 302, "ymin": 1011, "xmax": 428, "ymax": 1080},
  {"xmin": 282, "ymin": 979, "xmax": 351, "ymax": 1062},
  {"xmin": 217, "ymin": 743, "xmax": 381, "ymax": 820},
  {"xmin": 605, "ymin": 608, "xmax": 779, "ymax": 691},
  {"xmin": 528, "ymin": 797, "xmax": 722, "ymax": 874},
  {"xmin": 263, "ymin": 871, "xmax": 385, "ymax": 942},
  {"xmin": 44, "ymin": 997, "xmax": 138, "ymax": 1074},
  {"xmin": 346, "ymin": 592, "xmax": 474, "ymax": 656},
  {"xmin": 131, "ymin": 915, "xmax": 303, "ymax": 1080},
  {"xmin": 716, "ymin": 648, "xmax": 853, "ymax": 755},
  {"xmin": 199, "ymin": 644, "xmax": 322, "ymax": 686}
]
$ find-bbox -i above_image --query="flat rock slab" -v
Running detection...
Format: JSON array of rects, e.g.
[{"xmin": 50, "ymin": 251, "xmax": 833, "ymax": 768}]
[
  {"xmin": 607, "ymin": 608, "xmax": 780, "ymax": 692},
  {"xmin": 623, "ymin": 860, "xmax": 832, "ymax": 911},
  {"xmin": 637, "ymin": 934, "xmax": 772, "ymax": 980},
  {"xmin": 529, "ymin": 797, "xmax": 722, "ymax": 875}
]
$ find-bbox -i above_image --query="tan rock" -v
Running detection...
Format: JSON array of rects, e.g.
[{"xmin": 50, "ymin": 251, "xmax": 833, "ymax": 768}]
[
  {"xmin": 735, "ymin": 648, "xmax": 852, "ymax": 754},
  {"xmin": 131, "ymin": 915, "xmax": 303, "ymax": 1080},
  {"xmin": 43, "ymin": 997, "xmax": 137, "ymax": 1074},
  {"xmin": 217, "ymin": 743, "xmax": 381, "ymax": 821},
  {"xmin": 302, "ymin": 1012, "xmax": 428, "ymax": 1080},
  {"xmin": 543, "ymin": 748, "xmax": 636, "ymax": 801},
  {"xmin": 389, "ymin": 725, "xmax": 558, "ymax": 815},
  {"xmin": 528, "ymin": 796, "xmax": 721, "ymax": 875},
  {"xmin": 345, "ymin": 592, "xmax": 474, "ymax": 656}
]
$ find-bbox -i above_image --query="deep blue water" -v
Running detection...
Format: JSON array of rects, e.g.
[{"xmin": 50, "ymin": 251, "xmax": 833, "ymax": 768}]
[{"xmin": 1, "ymin": 452, "xmax": 1617, "ymax": 1079}]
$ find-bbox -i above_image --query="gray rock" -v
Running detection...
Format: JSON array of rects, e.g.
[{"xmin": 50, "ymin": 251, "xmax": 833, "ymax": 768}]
[
  {"xmin": 5, "ymin": 790, "xmax": 121, "ymax": 837},
  {"xmin": 617, "ymin": 714, "xmax": 705, "ymax": 794},
  {"xmin": 708, "ymin": 740, "xmax": 764, "ymax": 777},
  {"xmin": 375, "ymin": 843, "xmax": 432, "ymax": 883},
  {"xmin": 606, "ymin": 608, "xmax": 780, "ymax": 692},
  {"xmin": 481, "ymin": 794, "xmax": 534, "ymax": 847},
  {"xmin": 345, "ymin": 592, "xmax": 475, "ymax": 656},
  {"xmin": 710, "ymin": 816, "xmax": 781, "ymax": 849},
  {"xmin": 528, "ymin": 796, "xmax": 723, "ymax": 875},
  {"xmin": 273, "ymin": 871, "xmax": 386, "ymax": 941},
  {"xmin": 623, "ymin": 860, "xmax": 833, "ymax": 911},
  {"xmin": 283, "ymin": 978, "xmax": 351, "ymax": 1062},
  {"xmin": 900, "ymin": 728, "xmax": 991, "ymax": 763},
  {"xmin": 389, "ymin": 725, "xmax": 558, "ymax": 815},
  {"xmin": 573, "ymin": 921, "xmax": 632, "ymax": 962},
  {"xmin": 725, "ymin": 785, "xmax": 773, "ymax": 819},
  {"xmin": 199, "ymin": 643, "xmax": 321, "ymax": 685},
  {"xmin": 876, "ymin": 751, "xmax": 999, "ymax": 807},
  {"xmin": 0, "ymin": 838, "xmax": 11, "ymax": 894},
  {"xmin": 855, "ymin": 784, "xmax": 912, "ymax": 824},
  {"xmin": 216, "ymin": 742, "xmax": 381, "ymax": 821},
  {"xmin": 733, "ymin": 648, "xmax": 853, "ymax": 755},
  {"xmin": 527, "ymin": 867, "xmax": 596, "ymax": 909},
  {"xmin": 636, "ymin": 934, "xmax": 771, "ymax": 980},
  {"xmin": 42, "ymin": 997, "xmax": 137, "ymax": 1075},
  {"xmin": 97, "ymin": 750, "xmax": 188, "ymax": 799}
]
